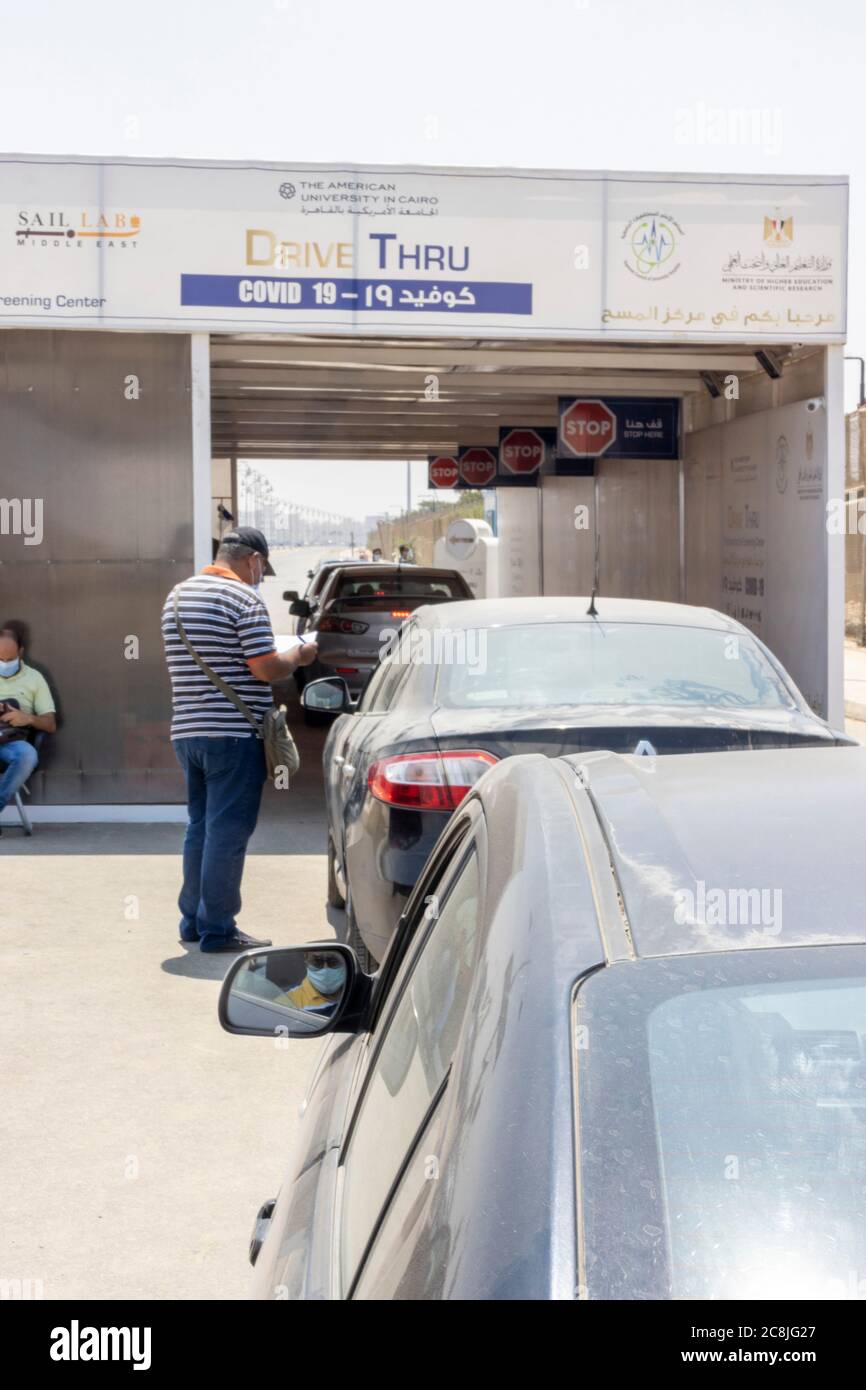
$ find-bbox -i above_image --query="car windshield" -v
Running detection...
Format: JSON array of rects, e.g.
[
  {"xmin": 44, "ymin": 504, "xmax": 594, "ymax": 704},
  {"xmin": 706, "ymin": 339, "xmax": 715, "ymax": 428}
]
[
  {"xmin": 436, "ymin": 621, "xmax": 798, "ymax": 711},
  {"xmin": 332, "ymin": 572, "xmax": 465, "ymax": 601},
  {"xmin": 575, "ymin": 947, "xmax": 866, "ymax": 1300}
]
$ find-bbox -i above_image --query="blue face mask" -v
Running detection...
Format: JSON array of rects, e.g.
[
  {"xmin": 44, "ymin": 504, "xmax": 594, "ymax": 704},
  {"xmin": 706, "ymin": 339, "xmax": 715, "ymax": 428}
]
[
  {"xmin": 307, "ymin": 964, "xmax": 346, "ymax": 996},
  {"xmin": 0, "ymin": 658, "xmax": 20, "ymax": 678}
]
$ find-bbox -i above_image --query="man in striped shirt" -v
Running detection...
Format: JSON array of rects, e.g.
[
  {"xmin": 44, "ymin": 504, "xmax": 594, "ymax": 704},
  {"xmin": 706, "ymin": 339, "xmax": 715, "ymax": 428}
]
[{"xmin": 161, "ymin": 528, "xmax": 317, "ymax": 953}]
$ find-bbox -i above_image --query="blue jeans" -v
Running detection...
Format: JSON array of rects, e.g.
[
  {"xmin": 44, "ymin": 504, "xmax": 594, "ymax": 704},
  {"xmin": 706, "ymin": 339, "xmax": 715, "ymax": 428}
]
[
  {"xmin": 174, "ymin": 736, "xmax": 267, "ymax": 948},
  {"xmin": 0, "ymin": 740, "xmax": 39, "ymax": 810}
]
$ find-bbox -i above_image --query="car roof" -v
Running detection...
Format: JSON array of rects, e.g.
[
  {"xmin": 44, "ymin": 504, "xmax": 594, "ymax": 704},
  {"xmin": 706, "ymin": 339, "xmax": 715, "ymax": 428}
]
[
  {"xmin": 562, "ymin": 745, "xmax": 866, "ymax": 957},
  {"xmin": 415, "ymin": 595, "xmax": 748, "ymax": 632},
  {"xmin": 325, "ymin": 561, "xmax": 461, "ymax": 578}
]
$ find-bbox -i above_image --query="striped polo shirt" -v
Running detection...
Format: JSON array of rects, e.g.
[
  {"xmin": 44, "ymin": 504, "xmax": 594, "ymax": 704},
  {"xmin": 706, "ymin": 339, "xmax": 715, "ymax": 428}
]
[{"xmin": 161, "ymin": 567, "xmax": 277, "ymax": 740}]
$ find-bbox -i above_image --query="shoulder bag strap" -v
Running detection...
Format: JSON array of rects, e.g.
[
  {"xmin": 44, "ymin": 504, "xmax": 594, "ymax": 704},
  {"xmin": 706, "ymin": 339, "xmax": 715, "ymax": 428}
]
[{"xmin": 173, "ymin": 588, "xmax": 262, "ymax": 737}]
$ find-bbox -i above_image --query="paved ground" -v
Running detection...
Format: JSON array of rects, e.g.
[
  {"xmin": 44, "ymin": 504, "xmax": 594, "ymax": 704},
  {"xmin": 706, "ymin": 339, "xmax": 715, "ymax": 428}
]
[
  {"xmin": 3, "ymin": 550, "xmax": 865, "ymax": 1300},
  {"xmin": 0, "ymin": 546, "xmax": 346, "ymax": 1301}
]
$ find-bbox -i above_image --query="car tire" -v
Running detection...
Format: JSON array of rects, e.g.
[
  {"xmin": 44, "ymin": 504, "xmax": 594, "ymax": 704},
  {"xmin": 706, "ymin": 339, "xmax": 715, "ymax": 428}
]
[
  {"xmin": 345, "ymin": 889, "xmax": 376, "ymax": 974},
  {"xmin": 327, "ymin": 835, "xmax": 346, "ymax": 909}
]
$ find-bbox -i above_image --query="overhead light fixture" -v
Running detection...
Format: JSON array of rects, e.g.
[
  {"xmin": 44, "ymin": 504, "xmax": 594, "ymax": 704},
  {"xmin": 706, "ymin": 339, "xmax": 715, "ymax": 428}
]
[{"xmin": 755, "ymin": 349, "xmax": 783, "ymax": 379}]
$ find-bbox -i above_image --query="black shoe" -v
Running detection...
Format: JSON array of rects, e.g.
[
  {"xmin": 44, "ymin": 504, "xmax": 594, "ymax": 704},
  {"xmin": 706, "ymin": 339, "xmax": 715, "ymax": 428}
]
[{"xmin": 200, "ymin": 930, "xmax": 273, "ymax": 954}]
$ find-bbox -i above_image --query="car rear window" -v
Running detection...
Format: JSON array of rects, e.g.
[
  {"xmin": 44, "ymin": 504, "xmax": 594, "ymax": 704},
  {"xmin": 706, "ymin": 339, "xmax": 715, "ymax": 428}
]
[
  {"xmin": 332, "ymin": 572, "xmax": 467, "ymax": 601},
  {"xmin": 437, "ymin": 622, "xmax": 798, "ymax": 710},
  {"xmin": 574, "ymin": 947, "xmax": 866, "ymax": 1300}
]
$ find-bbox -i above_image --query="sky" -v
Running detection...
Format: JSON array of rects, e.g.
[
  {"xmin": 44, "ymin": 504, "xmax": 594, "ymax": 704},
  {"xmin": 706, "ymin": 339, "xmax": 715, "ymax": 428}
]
[{"xmin": 4, "ymin": 0, "xmax": 863, "ymax": 517}]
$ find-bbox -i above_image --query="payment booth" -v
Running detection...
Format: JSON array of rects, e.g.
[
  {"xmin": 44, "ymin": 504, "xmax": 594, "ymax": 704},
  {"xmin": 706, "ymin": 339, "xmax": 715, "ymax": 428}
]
[{"xmin": 0, "ymin": 156, "xmax": 848, "ymax": 819}]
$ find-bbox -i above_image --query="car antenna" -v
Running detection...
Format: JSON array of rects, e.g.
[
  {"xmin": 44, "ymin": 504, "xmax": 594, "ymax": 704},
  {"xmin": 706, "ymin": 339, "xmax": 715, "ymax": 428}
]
[{"xmin": 587, "ymin": 531, "xmax": 600, "ymax": 617}]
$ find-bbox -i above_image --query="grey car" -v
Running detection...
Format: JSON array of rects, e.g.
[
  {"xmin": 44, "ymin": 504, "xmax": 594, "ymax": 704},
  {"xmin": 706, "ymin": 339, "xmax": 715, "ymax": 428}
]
[
  {"xmin": 306, "ymin": 596, "xmax": 851, "ymax": 968},
  {"xmin": 220, "ymin": 743, "xmax": 866, "ymax": 1300},
  {"xmin": 292, "ymin": 562, "xmax": 473, "ymax": 705}
]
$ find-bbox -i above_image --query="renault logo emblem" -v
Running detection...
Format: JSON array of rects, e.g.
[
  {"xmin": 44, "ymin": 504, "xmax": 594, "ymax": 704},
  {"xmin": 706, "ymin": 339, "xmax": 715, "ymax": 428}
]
[{"xmin": 633, "ymin": 739, "xmax": 657, "ymax": 756}]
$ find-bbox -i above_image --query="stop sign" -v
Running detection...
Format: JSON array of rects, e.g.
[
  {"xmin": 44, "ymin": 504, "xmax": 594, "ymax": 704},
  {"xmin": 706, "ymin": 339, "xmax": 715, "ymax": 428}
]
[
  {"xmin": 560, "ymin": 399, "xmax": 617, "ymax": 458},
  {"xmin": 459, "ymin": 447, "xmax": 497, "ymax": 488},
  {"xmin": 429, "ymin": 455, "xmax": 459, "ymax": 488},
  {"xmin": 500, "ymin": 428, "xmax": 545, "ymax": 475}
]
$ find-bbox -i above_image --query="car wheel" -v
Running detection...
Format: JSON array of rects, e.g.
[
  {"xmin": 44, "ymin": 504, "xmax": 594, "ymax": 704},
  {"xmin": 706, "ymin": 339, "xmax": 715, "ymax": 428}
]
[
  {"xmin": 327, "ymin": 834, "xmax": 346, "ymax": 909},
  {"xmin": 345, "ymin": 890, "xmax": 377, "ymax": 974}
]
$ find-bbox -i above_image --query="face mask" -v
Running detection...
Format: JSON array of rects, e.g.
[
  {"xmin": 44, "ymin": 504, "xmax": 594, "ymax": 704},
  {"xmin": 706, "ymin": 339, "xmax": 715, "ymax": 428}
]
[
  {"xmin": 0, "ymin": 658, "xmax": 20, "ymax": 678},
  {"xmin": 307, "ymin": 964, "xmax": 346, "ymax": 996}
]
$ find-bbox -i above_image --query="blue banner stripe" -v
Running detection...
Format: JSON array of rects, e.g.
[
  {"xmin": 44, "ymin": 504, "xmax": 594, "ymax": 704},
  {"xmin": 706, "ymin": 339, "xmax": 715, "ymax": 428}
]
[{"xmin": 181, "ymin": 274, "xmax": 532, "ymax": 315}]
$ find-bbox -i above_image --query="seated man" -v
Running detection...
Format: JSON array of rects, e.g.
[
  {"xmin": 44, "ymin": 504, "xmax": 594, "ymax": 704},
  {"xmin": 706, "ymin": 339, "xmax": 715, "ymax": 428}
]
[{"xmin": 0, "ymin": 621, "xmax": 57, "ymax": 834}]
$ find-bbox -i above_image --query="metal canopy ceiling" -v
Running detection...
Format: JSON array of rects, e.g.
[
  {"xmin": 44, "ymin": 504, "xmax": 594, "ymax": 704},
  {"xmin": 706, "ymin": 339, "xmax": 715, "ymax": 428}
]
[{"xmin": 209, "ymin": 334, "xmax": 802, "ymax": 460}]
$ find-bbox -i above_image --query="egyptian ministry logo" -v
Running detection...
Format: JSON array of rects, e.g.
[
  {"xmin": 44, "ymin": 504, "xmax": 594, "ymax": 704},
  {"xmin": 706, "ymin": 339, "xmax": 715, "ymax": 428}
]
[
  {"xmin": 623, "ymin": 212, "xmax": 683, "ymax": 280},
  {"xmin": 764, "ymin": 213, "xmax": 793, "ymax": 246},
  {"xmin": 278, "ymin": 182, "xmax": 296, "ymax": 200}
]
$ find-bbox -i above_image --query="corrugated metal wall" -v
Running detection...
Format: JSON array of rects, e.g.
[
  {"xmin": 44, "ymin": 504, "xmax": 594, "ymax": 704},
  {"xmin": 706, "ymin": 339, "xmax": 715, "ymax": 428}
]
[{"xmin": 0, "ymin": 330, "xmax": 193, "ymax": 803}]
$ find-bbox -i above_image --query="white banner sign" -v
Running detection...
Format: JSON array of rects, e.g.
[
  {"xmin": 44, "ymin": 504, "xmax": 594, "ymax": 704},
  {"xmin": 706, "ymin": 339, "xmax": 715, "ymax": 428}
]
[{"xmin": 0, "ymin": 156, "xmax": 848, "ymax": 341}]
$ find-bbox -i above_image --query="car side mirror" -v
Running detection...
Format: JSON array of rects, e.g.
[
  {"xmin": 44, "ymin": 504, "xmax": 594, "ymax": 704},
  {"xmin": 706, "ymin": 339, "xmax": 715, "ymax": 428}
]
[
  {"xmin": 290, "ymin": 598, "xmax": 312, "ymax": 618},
  {"xmin": 218, "ymin": 943, "xmax": 371, "ymax": 1037},
  {"xmin": 301, "ymin": 677, "xmax": 356, "ymax": 713},
  {"xmin": 283, "ymin": 589, "xmax": 299, "ymax": 602}
]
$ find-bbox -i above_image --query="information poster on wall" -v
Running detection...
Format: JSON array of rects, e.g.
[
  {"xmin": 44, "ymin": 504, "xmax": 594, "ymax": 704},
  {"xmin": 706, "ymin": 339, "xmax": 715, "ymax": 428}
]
[{"xmin": 721, "ymin": 417, "xmax": 768, "ymax": 637}]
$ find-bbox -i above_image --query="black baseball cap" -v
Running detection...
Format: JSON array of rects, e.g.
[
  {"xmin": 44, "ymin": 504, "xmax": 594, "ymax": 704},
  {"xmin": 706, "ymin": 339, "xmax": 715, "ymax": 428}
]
[{"xmin": 221, "ymin": 527, "xmax": 275, "ymax": 576}]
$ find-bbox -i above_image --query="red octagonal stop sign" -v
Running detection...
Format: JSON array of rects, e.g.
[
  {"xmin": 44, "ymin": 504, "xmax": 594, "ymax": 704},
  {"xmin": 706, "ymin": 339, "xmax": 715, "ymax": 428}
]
[
  {"xmin": 500, "ymin": 428, "xmax": 545, "ymax": 475},
  {"xmin": 459, "ymin": 447, "xmax": 498, "ymax": 488},
  {"xmin": 429, "ymin": 455, "xmax": 460, "ymax": 488},
  {"xmin": 560, "ymin": 398, "xmax": 617, "ymax": 458}
]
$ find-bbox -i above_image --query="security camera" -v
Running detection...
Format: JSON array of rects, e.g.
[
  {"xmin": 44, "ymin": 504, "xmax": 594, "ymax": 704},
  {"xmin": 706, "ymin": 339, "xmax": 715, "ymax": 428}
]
[{"xmin": 805, "ymin": 396, "xmax": 825, "ymax": 413}]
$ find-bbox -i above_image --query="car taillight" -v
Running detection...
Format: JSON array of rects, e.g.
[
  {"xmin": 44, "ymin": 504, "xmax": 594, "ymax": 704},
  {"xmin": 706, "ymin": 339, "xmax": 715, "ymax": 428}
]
[
  {"xmin": 318, "ymin": 616, "xmax": 369, "ymax": 634},
  {"xmin": 367, "ymin": 750, "xmax": 498, "ymax": 810},
  {"xmin": 391, "ymin": 609, "xmax": 411, "ymax": 619}
]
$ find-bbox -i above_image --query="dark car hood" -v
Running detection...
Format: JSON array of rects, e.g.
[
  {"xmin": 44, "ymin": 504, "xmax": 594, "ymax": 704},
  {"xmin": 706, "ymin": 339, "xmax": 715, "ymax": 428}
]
[{"xmin": 430, "ymin": 702, "xmax": 843, "ymax": 758}]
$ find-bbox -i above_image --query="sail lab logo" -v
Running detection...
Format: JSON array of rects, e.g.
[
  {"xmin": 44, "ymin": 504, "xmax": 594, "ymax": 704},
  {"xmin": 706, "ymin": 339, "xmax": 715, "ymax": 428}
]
[
  {"xmin": 50, "ymin": 1320, "xmax": 152, "ymax": 1371},
  {"xmin": 16, "ymin": 209, "xmax": 142, "ymax": 248}
]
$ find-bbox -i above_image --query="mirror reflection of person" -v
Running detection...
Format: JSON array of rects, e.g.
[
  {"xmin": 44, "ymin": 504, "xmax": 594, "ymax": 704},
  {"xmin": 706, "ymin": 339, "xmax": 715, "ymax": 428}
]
[{"xmin": 277, "ymin": 950, "xmax": 347, "ymax": 1012}]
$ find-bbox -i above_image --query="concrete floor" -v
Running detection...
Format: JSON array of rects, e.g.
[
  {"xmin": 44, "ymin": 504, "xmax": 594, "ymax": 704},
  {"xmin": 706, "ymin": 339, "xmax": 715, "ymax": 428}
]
[
  {"xmin": 0, "ymin": 547, "xmax": 346, "ymax": 1301},
  {"xmin": 0, "ymin": 713, "xmax": 341, "ymax": 1301}
]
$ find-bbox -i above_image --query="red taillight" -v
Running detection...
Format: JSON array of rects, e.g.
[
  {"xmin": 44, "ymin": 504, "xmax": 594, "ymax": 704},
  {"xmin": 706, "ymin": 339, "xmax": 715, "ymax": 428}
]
[
  {"xmin": 391, "ymin": 609, "xmax": 411, "ymax": 619},
  {"xmin": 318, "ymin": 616, "xmax": 369, "ymax": 634},
  {"xmin": 367, "ymin": 750, "xmax": 498, "ymax": 810}
]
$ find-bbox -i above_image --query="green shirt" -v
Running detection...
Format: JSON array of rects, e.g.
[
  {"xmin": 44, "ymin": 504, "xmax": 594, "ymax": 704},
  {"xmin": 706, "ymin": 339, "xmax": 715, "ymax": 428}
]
[{"xmin": 0, "ymin": 662, "xmax": 55, "ymax": 718}]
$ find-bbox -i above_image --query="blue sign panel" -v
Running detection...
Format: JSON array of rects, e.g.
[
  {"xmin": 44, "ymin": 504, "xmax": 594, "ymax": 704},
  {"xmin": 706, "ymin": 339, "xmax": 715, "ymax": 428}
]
[
  {"xmin": 181, "ymin": 275, "xmax": 532, "ymax": 316},
  {"xmin": 557, "ymin": 396, "xmax": 679, "ymax": 468}
]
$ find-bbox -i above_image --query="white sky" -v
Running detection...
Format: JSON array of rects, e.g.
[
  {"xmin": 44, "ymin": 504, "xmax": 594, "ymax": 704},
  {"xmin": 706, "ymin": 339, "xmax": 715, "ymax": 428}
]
[{"xmin": 4, "ymin": 0, "xmax": 863, "ymax": 517}]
